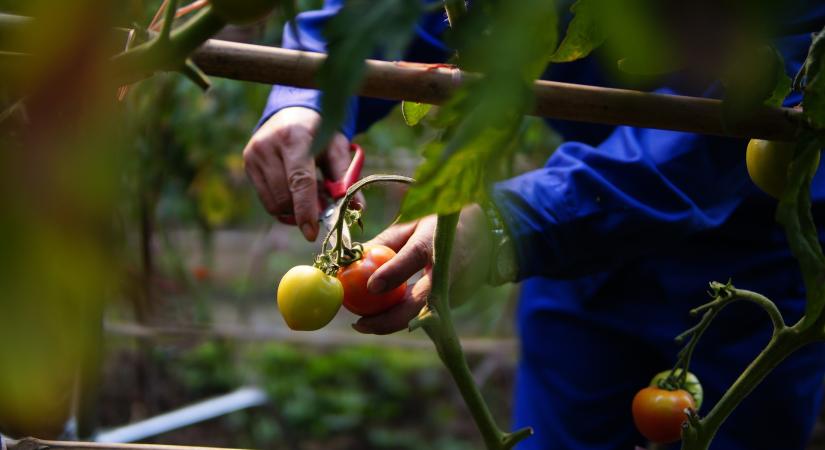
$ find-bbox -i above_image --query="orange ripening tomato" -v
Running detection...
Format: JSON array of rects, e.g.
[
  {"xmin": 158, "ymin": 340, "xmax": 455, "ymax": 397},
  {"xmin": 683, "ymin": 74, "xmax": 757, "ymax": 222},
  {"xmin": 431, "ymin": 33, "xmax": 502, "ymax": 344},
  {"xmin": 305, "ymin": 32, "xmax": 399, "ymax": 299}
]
[
  {"xmin": 338, "ymin": 244, "xmax": 406, "ymax": 316},
  {"xmin": 192, "ymin": 265, "xmax": 210, "ymax": 281},
  {"xmin": 632, "ymin": 386, "xmax": 695, "ymax": 444}
]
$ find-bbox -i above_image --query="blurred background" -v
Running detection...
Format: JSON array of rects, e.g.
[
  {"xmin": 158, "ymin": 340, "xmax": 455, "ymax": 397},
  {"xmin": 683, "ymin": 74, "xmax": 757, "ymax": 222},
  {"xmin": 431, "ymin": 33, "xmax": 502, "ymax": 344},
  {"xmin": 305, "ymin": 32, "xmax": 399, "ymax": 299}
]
[{"xmin": 0, "ymin": 1, "xmax": 823, "ymax": 449}]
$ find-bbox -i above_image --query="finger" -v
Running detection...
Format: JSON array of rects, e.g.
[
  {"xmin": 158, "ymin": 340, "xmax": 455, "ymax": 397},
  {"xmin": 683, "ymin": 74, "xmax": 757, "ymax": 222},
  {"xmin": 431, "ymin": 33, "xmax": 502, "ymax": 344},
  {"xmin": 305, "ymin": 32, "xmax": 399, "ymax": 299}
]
[
  {"xmin": 256, "ymin": 150, "xmax": 294, "ymax": 215},
  {"xmin": 368, "ymin": 218, "xmax": 434, "ymax": 293},
  {"xmin": 243, "ymin": 150, "xmax": 281, "ymax": 215},
  {"xmin": 318, "ymin": 134, "xmax": 352, "ymax": 181},
  {"xmin": 279, "ymin": 130, "xmax": 320, "ymax": 241},
  {"xmin": 367, "ymin": 221, "xmax": 419, "ymax": 252},
  {"xmin": 353, "ymin": 275, "xmax": 431, "ymax": 335},
  {"xmin": 319, "ymin": 135, "xmax": 366, "ymax": 209}
]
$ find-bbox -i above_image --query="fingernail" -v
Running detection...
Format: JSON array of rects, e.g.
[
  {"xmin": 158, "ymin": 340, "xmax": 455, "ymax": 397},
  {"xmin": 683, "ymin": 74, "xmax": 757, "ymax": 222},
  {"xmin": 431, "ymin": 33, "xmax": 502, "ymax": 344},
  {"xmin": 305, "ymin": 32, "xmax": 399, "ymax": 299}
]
[
  {"xmin": 300, "ymin": 223, "xmax": 315, "ymax": 241},
  {"xmin": 368, "ymin": 278, "xmax": 386, "ymax": 294},
  {"xmin": 352, "ymin": 323, "xmax": 370, "ymax": 334}
]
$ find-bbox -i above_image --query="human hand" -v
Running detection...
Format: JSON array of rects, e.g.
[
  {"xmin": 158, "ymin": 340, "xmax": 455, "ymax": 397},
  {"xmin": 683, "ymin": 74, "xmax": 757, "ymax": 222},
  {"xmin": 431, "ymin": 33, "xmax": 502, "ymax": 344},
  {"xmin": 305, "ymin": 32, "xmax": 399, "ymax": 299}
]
[
  {"xmin": 242, "ymin": 107, "xmax": 361, "ymax": 241},
  {"xmin": 352, "ymin": 205, "xmax": 493, "ymax": 335}
]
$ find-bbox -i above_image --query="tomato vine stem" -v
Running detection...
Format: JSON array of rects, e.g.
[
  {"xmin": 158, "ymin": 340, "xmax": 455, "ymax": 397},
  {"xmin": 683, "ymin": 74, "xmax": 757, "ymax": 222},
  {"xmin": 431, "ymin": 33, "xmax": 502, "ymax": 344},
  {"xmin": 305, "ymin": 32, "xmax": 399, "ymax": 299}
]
[
  {"xmin": 418, "ymin": 213, "xmax": 532, "ymax": 450},
  {"xmin": 405, "ymin": 2, "xmax": 531, "ymax": 448},
  {"xmin": 681, "ymin": 132, "xmax": 825, "ymax": 449}
]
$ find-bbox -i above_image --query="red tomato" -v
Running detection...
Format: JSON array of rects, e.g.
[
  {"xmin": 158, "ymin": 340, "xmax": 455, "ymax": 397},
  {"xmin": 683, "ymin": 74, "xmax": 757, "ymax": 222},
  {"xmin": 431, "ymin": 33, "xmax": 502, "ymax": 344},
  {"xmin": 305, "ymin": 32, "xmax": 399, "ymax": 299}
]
[
  {"xmin": 632, "ymin": 386, "xmax": 695, "ymax": 444},
  {"xmin": 192, "ymin": 265, "xmax": 210, "ymax": 281},
  {"xmin": 337, "ymin": 244, "xmax": 406, "ymax": 316}
]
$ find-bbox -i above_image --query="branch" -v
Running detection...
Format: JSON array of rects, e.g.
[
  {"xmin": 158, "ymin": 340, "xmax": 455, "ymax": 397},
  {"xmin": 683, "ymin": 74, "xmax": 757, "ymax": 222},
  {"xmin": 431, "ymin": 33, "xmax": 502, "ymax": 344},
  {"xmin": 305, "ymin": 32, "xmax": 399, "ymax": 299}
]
[
  {"xmin": 678, "ymin": 282, "xmax": 820, "ymax": 450},
  {"xmin": 674, "ymin": 282, "xmax": 787, "ymax": 383},
  {"xmin": 159, "ymin": 0, "xmax": 179, "ymax": 42},
  {"xmin": 111, "ymin": 7, "xmax": 225, "ymax": 84},
  {"xmin": 682, "ymin": 329, "xmax": 810, "ymax": 450}
]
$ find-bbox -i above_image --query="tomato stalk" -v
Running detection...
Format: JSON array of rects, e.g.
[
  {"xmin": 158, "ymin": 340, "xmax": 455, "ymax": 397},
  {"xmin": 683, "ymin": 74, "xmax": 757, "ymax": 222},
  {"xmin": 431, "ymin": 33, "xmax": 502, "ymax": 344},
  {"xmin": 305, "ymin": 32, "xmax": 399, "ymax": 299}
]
[
  {"xmin": 682, "ymin": 322, "xmax": 815, "ymax": 450},
  {"xmin": 317, "ymin": 174, "xmax": 414, "ymax": 274}
]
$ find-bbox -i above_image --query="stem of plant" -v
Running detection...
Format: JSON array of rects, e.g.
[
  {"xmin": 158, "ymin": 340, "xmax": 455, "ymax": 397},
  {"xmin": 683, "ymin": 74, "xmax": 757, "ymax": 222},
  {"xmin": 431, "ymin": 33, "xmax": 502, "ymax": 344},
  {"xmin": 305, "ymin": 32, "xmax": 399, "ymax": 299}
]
[
  {"xmin": 320, "ymin": 174, "xmax": 414, "ymax": 258},
  {"xmin": 682, "ymin": 325, "xmax": 816, "ymax": 450},
  {"xmin": 111, "ymin": 6, "xmax": 225, "ymax": 85},
  {"xmin": 678, "ymin": 285, "xmax": 821, "ymax": 450},
  {"xmin": 417, "ymin": 213, "xmax": 532, "ymax": 450}
]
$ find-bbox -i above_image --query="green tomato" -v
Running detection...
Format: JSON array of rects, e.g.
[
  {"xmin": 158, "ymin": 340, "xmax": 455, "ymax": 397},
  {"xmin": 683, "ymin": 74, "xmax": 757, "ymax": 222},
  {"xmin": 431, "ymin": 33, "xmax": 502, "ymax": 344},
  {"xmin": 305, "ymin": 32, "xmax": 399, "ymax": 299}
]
[
  {"xmin": 746, "ymin": 138, "xmax": 820, "ymax": 199},
  {"xmin": 209, "ymin": 0, "xmax": 276, "ymax": 25},
  {"xmin": 650, "ymin": 369, "xmax": 704, "ymax": 410},
  {"xmin": 277, "ymin": 265, "xmax": 343, "ymax": 331}
]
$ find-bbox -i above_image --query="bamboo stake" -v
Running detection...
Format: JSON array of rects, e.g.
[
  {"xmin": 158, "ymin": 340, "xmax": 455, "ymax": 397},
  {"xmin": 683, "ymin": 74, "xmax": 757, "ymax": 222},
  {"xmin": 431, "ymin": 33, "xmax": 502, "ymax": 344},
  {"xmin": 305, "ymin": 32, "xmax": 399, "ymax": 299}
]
[
  {"xmin": 191, "ymin": 39, "xmax": 804, "ymax": 141},
  {"xmin": 0, "ymin": 13, "xmax": 807, "ymax": 140}
]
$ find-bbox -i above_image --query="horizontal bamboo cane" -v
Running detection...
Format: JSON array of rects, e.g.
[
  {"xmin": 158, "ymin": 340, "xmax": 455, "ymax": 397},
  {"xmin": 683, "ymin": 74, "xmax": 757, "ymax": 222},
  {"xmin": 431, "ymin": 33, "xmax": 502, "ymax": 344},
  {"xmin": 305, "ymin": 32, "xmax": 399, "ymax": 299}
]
[{"xmin": 191, "ymin": 39, "xmax": 803, "ymax": 141}]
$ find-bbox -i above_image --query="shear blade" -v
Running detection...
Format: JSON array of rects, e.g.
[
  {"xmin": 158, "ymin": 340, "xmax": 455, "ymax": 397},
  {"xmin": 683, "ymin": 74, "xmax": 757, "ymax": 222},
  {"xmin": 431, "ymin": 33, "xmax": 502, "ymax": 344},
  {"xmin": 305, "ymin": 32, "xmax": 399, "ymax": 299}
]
[{"xmin": 320, "ymin": 199, "xmax": 352, "ymax": 249}]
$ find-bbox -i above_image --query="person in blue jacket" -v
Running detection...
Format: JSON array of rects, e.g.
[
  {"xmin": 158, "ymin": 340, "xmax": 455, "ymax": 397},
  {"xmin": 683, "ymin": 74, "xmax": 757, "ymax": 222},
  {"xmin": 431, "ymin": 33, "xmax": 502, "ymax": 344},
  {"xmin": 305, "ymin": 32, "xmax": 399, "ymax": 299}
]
[{"xmin": 242, "ymin": 1, "xmax": 825, "ymax": 449}]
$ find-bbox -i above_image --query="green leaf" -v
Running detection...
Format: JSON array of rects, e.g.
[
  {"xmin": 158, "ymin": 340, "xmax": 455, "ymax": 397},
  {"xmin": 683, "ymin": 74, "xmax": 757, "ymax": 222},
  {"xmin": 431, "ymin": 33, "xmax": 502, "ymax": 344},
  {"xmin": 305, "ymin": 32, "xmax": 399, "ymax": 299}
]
[
  {"xmin": 616, "ymin": 56, "xmax": 679, "ymax": 76},
  {"xmin": 775, "ymin": 131, "xmax": 825, "ymax": 329},
  {"xmin": 550, "ymin": 0, "xmax": 606, "ymax": 63},
  {"xmin": 401, "ymin": 101, "xmax": 432, "ymax": 126},
  {"xmin": 400, "ymin": 0, "xmax": 557, "ymax": 220},
  {"xmin": 800, "ymin": 28, "xmax": 825, "ymax": 128},
  {"xmin": 312, "ymin": 0, "xmax": 421, "ymax": 155},
  {"xmin": 765, "ymin": 65, "xmax": 792, "ymax": 108},
  {"xmin": 722, "ymin": 45, "xmax": 789, "ymax": 127}
]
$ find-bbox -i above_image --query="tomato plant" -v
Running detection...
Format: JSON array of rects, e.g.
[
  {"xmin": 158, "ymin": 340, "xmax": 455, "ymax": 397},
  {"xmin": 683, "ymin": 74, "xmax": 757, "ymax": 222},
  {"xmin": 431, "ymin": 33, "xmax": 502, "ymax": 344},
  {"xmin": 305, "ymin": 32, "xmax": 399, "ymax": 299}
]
[
  {"xmin": 3, "ymin": 1, "xmax": 825, "ymax": 449},
  {"xmin": 632, "ymin": 386, "xmax": 695, "ymax": 444},
  {"xmin": 208, "ymin": 0, "xmax": 276, "ymax": 25},
  {"xmin": 746, "ymin": 138, "xmax": 820, "ymax": 199},
  {"xmin": 277, "ymin": 265, "xmax": 343, "ymax": 331},
  {"xmin": 338, "ymin": 244, "xmax": 406, "ymax": 316}
]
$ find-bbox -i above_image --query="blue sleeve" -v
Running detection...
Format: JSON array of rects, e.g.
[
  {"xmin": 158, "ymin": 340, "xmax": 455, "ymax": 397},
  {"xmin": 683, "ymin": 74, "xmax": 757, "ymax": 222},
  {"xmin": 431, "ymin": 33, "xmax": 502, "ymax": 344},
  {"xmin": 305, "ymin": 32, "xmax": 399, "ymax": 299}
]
[
  {"xmin": 258, "ymin": 1, "xmax": 450, "ymax": 137},
  {"xmin": 492, "ymin": 30, "xmax": 815, "ymax": 281},
  {"xmin": 492, "ymin": 122, "xmax": 750, "ymax": 280}
]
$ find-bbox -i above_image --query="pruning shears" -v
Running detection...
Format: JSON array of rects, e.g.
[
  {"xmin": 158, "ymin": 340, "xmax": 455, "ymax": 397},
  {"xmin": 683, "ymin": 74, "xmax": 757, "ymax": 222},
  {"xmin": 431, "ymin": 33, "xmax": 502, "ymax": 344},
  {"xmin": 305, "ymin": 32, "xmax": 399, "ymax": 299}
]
[{"xmin": 277, "ymin": 143, "xmax": 365, "ymax": 243}]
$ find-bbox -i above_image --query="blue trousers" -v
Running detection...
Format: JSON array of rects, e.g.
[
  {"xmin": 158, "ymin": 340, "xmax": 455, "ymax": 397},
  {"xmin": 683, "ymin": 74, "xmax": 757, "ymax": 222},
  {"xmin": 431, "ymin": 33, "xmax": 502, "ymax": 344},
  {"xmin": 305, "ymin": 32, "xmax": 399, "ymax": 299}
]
[{"xmin": 512, "ymin": 277, "xmax": 825, "ymax": 450}]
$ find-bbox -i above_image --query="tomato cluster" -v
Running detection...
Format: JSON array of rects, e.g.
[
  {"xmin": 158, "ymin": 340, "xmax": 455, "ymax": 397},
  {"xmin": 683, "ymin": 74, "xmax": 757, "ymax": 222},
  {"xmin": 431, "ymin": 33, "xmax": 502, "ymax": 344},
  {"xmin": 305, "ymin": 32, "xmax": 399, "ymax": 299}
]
[
  {"xmin": 632, "ymin": 370, "xmax": 702, "ymax": 444},
  {"xmin": 276, "ymin": 244, "xmax": 405, "ymax": 330}
]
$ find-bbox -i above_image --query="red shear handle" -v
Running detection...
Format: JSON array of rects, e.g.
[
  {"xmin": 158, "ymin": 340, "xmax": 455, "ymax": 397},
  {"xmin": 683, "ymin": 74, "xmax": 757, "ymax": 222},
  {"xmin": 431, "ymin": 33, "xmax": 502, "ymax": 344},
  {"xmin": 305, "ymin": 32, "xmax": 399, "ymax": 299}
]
[
  {"xmin": 324, "ymin": 143, "xmax": 365, "ymax": 199},
  {"xmin": 276, "ymin": 143, "xmax": 365, "ymax": 225}
]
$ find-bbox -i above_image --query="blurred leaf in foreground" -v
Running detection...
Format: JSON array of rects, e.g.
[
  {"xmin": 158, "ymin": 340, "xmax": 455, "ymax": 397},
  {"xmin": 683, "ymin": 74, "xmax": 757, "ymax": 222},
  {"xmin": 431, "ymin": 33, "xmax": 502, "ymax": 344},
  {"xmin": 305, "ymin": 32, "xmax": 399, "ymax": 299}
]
[
  {"xmin": 312, "ymin": 0, "xmax": 422, "ymax": 155},
  {"xmin": 400, "ymin": 0, "xmax": 558, "ymax": 220}
]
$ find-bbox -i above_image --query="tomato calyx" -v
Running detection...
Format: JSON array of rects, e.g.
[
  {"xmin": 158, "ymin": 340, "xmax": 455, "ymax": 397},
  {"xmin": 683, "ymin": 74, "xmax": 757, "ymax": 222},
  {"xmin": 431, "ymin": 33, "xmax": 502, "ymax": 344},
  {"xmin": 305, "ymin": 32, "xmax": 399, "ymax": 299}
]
[
  {"xmin": 314, "ymin": 206, "xmax": 366, "ymax": 276},
  {"xmin": 650, "ymin": 368, "xmax": 704, "ymax": 410}
]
